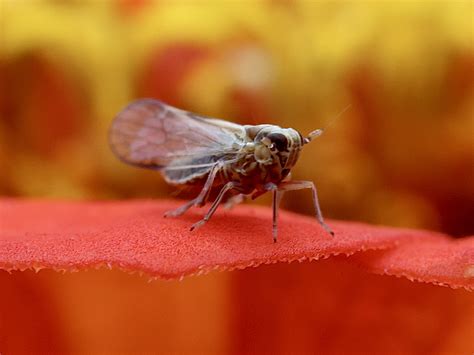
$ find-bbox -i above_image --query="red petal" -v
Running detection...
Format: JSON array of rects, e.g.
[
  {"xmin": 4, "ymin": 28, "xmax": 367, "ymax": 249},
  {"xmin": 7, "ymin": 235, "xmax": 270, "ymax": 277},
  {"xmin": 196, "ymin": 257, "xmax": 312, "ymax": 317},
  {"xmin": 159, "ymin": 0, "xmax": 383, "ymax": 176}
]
[
  {"xmin": 0, "ymin": 199, "xmax": 472, "ymax": 291},
  {"xmin": 354, "ymin": 237, "xmax": 474, "ymax": 290}
]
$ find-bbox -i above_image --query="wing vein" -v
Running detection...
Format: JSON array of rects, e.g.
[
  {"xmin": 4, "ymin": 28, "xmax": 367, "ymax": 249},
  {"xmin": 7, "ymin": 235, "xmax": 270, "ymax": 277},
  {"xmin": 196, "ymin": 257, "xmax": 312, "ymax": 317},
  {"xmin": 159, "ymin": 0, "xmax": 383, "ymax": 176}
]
[{"xmin": 109, "ymin": 99, "xmax": 245, "ymax": 182}]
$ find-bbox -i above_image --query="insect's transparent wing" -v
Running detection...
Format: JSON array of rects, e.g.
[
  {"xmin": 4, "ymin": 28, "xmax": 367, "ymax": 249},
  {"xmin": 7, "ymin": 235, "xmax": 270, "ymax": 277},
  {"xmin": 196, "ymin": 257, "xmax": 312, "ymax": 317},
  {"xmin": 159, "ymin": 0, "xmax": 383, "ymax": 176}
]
[{"xmin": 109, "ymin": 99, "xmax": 245, "ymax": 175}]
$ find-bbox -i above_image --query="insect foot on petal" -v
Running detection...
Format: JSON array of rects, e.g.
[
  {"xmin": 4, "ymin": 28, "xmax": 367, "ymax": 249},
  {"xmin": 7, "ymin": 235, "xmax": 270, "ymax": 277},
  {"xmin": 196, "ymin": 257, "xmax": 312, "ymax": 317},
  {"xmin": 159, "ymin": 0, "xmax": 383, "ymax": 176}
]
[
  {"xmin": 322, "ymin": 223, "xmax": 335, "ymax": 237},
  {"xmin": 164, "ymin": 202, "xmax": 193, "ymax": 218},
  {"xmin": 190, "ymin": 220, "xmax": 206, "ymax": 231},
  {"xmin": 163, "ymin": 211, "xmax": 176, "ymax": 218}
]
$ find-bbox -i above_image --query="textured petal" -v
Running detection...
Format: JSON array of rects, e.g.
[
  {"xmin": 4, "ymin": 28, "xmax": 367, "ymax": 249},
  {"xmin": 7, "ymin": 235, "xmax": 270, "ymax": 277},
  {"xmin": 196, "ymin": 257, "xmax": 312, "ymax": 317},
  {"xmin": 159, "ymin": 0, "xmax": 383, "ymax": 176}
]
[
  {"xmin": 354, "ymin": 237, "xmax": 474, "ymax": 290},
  {"xmin": 1, "ymin": 199, "xmax": 471, "ymax": 291},
  {"xmin": 0, "ymin": 199, "xmax": 400, "ymax": 277}
]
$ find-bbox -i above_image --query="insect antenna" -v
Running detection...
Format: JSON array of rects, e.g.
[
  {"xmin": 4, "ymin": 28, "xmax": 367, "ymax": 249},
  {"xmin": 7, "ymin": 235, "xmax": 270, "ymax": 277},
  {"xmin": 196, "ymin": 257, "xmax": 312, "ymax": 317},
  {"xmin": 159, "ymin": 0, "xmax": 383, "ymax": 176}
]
[{"xmin": 303, "ymin": 104, "xmax": 352, "ymax": 144}]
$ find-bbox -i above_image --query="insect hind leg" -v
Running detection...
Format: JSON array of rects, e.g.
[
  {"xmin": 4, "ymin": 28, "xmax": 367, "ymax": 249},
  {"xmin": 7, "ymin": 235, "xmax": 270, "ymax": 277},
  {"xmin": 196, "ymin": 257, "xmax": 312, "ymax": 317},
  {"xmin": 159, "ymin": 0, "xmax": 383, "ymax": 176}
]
[
  {"xmin": 164, "ymin": 197, "xmax": 199, "ymax": 218},
  {"xmin": 190, "ymin": 182, "xmax": 243, "ymax": 231},
  {"xmin": 164, "ymin": 162, "xmax": 222, "ymax": 218}
]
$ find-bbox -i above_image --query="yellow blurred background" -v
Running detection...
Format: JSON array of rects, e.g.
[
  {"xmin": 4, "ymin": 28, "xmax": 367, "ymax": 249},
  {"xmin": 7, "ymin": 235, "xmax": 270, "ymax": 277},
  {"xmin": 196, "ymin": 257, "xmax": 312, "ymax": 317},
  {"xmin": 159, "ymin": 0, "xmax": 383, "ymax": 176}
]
[{"xmin": 1, "ymin": 0, "xmax": 473, "ymax": 236}]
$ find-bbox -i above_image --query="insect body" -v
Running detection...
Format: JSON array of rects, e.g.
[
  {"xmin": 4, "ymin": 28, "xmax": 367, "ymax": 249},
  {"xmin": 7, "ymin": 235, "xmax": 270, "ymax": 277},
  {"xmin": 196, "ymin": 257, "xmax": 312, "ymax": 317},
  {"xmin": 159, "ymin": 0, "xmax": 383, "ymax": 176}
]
[{"xmin": 109, "ymin": 99, "xmax": 334, "ymax": 242}]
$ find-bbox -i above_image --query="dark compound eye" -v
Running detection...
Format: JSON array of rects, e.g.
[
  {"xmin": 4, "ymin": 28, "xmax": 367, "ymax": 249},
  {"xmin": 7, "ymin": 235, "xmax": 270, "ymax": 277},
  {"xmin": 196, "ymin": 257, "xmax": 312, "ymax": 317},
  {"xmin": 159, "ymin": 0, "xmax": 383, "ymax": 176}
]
[{"xmin": 267, "ymin": 133, "xmax": 288, "ymax": 151}]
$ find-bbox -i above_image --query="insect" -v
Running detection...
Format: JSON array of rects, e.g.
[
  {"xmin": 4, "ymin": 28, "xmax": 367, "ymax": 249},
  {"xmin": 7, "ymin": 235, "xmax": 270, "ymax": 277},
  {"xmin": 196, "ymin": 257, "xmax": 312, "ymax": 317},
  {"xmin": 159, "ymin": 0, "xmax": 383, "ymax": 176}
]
[{"xmin": 109, "ymin": 99, "xmax": 334, "ymax": 242}]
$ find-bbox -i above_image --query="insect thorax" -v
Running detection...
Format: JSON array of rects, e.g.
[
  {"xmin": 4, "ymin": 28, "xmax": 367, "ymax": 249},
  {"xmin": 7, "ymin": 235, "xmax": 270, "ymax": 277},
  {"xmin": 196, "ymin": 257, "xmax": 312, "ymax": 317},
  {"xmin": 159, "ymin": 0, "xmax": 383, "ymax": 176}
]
[{"xmin": 218, "ymin": 124, "xmax": 304, "ymax": 192}]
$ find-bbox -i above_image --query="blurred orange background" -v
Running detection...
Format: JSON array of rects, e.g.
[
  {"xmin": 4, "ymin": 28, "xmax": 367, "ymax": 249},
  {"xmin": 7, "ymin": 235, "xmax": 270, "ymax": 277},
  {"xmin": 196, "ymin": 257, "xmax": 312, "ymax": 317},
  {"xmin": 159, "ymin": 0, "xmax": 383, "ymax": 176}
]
[{"xmin": 0, "ymin": 1, "xmax": 473, "ymax": 353}]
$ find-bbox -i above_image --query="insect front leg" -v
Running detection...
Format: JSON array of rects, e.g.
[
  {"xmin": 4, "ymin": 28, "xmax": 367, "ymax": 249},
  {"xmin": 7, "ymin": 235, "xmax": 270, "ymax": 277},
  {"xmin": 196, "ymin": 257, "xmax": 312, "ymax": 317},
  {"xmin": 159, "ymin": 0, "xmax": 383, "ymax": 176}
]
[
  {"xmin": 164, "ymin": 162, "xmax": 222, "ymax": 218},
  {"xmin": 263, "ymin": 183, "xmax": 284, "ymax": 243},
  {"xmin": 277, "ymin": 180, "xmax": 334, "ymax": 236},
  {"xmin": 190, "ymin": 181, "xmax": 243, "ymax": 231}
]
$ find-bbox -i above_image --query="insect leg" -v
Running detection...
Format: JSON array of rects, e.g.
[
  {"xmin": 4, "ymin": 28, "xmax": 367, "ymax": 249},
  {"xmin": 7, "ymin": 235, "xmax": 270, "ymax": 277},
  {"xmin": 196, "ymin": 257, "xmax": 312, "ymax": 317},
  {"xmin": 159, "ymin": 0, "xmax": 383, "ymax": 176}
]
[
  {"xmin": 251, "ymin": 173, "xmax": 291, "ymax": 200},
  {"xmin": 224, "ymin": 193, "xmax": 246, "ymax": 209},
  {"xmin": 260, "ymin": 183, "xmax": 284, "ymax": 242},
  {"xmin": 164, "ymin": 162, "xmax": 222, "ymax": 218},
  {"xmin": 271, "ymin": 189, "xmax": 284, "ymax": 243},
  {"xmin": 190, "ymin": 182, "xmax": 242, "ymax": 231},
  {"xmin": 277, "ymin": 180, "xmax": 334, "ymax": 236}
]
